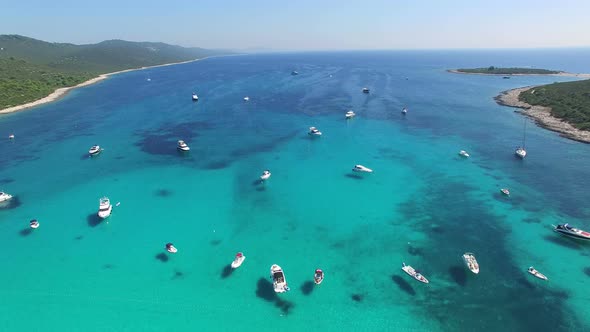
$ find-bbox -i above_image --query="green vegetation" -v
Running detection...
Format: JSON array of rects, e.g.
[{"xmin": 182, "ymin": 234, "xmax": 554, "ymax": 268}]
[
  {"xmin": 0, "ymin": 35, "xmax": 229, "ymax": 109},
  {"xmin": 456, "ymin": 66, "xmax": 562, "ymax": 75},
  {"xmin": 520, "ymin": 79, "xmax": 590, "ymax": 131}
]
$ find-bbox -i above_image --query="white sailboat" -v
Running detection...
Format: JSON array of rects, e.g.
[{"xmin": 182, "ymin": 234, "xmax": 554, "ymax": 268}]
[{"xmin": 515, "ymin": 119, "xmax": 527, "ymax": 159}]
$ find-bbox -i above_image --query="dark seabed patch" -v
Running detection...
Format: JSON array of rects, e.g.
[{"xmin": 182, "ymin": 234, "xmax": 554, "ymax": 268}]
[
  {"xmin": 543, "ymin": 235, "xmax": 581, "ymax": 250},
  {"xmin": 584, "ymin": 267, "xmax": 590, "ymax": 277},
  {"xmin": 396, "ymin": 175, "xmax": 584, "ymax": 331},
  {"xmin": 87, "ymin": 213, "xmax": 102, "ymax": 227},
  {"xmin": 448, "ymin": 266, "xmax": 467, "ymax": 287},
  {"xmin": 255, "ymin": 277, "xmax": 277, "ymax": 302},
  {"xmin": 0, "ymin": 178, "xmax": 14, "ymax": 185},
  {"xmin": 391, "ymin": 275, "xmax": 416, "ymax": 296},
  {"xmin": 155, "ymin": 189, "xmax": 172, "ymax": 197},
  {"xmin": 350, "ymin": 293, "xmax": 364, "ymax": 302},
  {"xmin": 74, "ymin": 235, "xmax": 84, "ymax": 240},
  {"xmin": 102, "ymin": 264, "xmax": 115, "ymax": 269},
  {"xmin": 522, "ymin": 217, "xmax": 541, "ymax": 224},
  {"xmin": 134, "ymin": 121, "xmax": 211, "ymax": 156},
  {"xmin": 407, "ymin": 244, "xmax": 423, "ymax": 256},
  {"xmin": 19, "ymin": 228, "xmax": 33, "ymax": 237},
  {"xmin": 300, "ymin": 281, "xmax": 314, "ymax": 295},
  {"xmin": 210, "ymin": 239, "xmax": 222, "ymax": 246},
  {"xmin": 221, "ymin": 265, "xmax": 233, "ymax": 279},
  {"xmin": 155, "ymin": 253, "xmax": 169, "ymax": 263},
  {"xmin": 172, "ymin": 270, "xmax": 184, "ymax": 279}
]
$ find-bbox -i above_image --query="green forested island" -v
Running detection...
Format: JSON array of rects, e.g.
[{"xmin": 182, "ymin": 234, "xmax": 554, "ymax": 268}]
[
  {"xmin": 0, "ymin": 35, "xmax": 229, "ymax": 110},
  {"xmin": 520, "ymin": 79, "xmax": 590, "ymax": 131},
  {"xmin": 455, "ymin": 66, "xmax": 562, "ymax": 75}
]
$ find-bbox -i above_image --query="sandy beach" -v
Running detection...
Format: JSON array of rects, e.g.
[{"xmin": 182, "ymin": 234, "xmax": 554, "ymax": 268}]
[
  {"xmin": 495, "ymin": 86, "xmax": 590, "ymax": 144},
  {"xmin": 448, "ymin": 69, "xmax": 590, "ymax": 78},
  {"xmin": 0, "ymin": 58, "xmax": 204, "ymax": 115}
]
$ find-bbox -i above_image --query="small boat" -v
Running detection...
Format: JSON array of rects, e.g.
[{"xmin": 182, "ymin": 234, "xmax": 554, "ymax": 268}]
[
  {"xmin": 270, "ymin": 264, "xmax": 290, "ymax": 293},
  {"xmin": 500, "ymin": 188, "xmax": 510, "ymax": 196},
  {"xmin": 231, "ymin": 252, "xmax": 246, "ymax": 269},
  {"xmin": 243, "ymin": 96, "xmax": 250, "ymax": 101},
  {"xmin": 402, "ymin": 263, "xmax": 429, "ymax": 284},
  {"xmin": 97, "ymin": 197, "xmax": 112, "ymax": 219},
  {"xmin": 462, "ymin": 252, "xmax": 480, "ymax": 274},
  {"xmin": 291, "ymin": 71, "xmax": 299, "ymax": 76},
  {"xmin": 260, "ymin": 170, "xmax": 271, "ymax": 181},
  {"xmin": 459, "ymin": 150, "xmax": 470, "ymax": 158},
  {"xmin": 177, "ymin": 140, "xmax": 190, "ymax": 151},
  {"xmin": 352, "ymin": 165, "xmax": 373, "ymax": 173},
  {"xmin": 401, "ymin": 107, "xmax": 408, "ymax": 115},
  {"xmin": 8, "ymin": 134, "xmax": 14, "ymax": 139},
  {"xmin": 528, "ymin": 266, "xmax": 548, "ymax": 280},
  {"xmin": 308, "ymin": 127, "xmax": 322, "ymax": 136},
  {"xmin": 345, "ymin": 111, "xmax": 356, "ymax": 119},
  {"xmin": 515, "ymin": 147, "xmax": 527, "ymax": 159},
  {"xmin": 553, "ymin": 223, "xmax": 590, "ymax": 240},
  {"xmin": 503, "ymin": 76, "xmax": 511, "ymax": 79},
  {"xmin": 89, "ymin": 145, "xmax": 101, "ymax": 156},
  {"xmin": 0, "ymin": 191, "xmax": 13, "ymax": 203},
  {"xmin": 362, "ymin": 87, "xmax": 370, "ymax": 94},
  {"xmin": 192, "ymin": 93, "xmax": 199, "ymax": 101},
  {"xmin": 314, "ymin": 269, "xmax": 324, "ymax": 285},
  {"xmin": 29, "ymin": 219, "xmax": 39, "ymax": 229},
  {"xmin": 166, "ymin": 242, "xmax": 178, "ymax": 253}
]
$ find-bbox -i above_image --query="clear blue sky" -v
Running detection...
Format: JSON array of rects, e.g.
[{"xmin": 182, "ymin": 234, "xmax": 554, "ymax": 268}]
[{"xmin": 2, "ymin": 0, "xmax": 589, "ymax": 50}]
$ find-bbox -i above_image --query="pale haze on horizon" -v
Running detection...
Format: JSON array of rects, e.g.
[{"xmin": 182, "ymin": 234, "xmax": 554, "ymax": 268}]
[{"xmin": 2, "ymin": 0, "xmax": 589, "ymax": 50}]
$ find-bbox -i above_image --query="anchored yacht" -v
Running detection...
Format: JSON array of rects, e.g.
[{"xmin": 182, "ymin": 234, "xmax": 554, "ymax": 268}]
[
  {"xmin": 553, "ymin": 223, "xmax": 590, "ymax": 240},
  {"xmin": 177, "ymin": 140, "xmax": 190, "ymax": 151},
  {"xmin": 97, "ymin": 197, "xmax": 112, "ymax": 219},
  {"xmin": 270, "ymin": 264, "xmax": 290, "ymax": 293},
  {"xmin": 352, "ymin": 165, "xmax": 373, "ymax": 173},
  {"xmin": 462, "ymin": 252, "xmax": 480, "ymax": 274},
  {"xmin": 89, "ymin": 145, "xmax": 101, "ymax": 156},
  {"xmin": 402, "ymin": 263, "xmax": 429, "ymax": 284}
]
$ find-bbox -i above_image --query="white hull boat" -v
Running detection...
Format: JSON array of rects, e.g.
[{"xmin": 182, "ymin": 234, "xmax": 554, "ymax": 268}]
[
  {"xmin": 553, "ymin": 223, "xmax": 590, "ymax": 240},
  {"xmin": 402, "ymin": 263, "xmax": 429, "ymax": 283},
  {"xmin": 500, "ymin": 188, "xmax": 510, "ymax": 196},
  {"xmin": 345, "ymin": 111, "xmax": 356, "ymax": 119},
  {"xmin": 166, "ymin": 243, "xmax": 178, "ymax": 253},
  {"xmin": 192, "ymin": 93, "xmax": 199, "ymax": 101},
  {"xmin": 402, "ymin": 108, "xmax": 408, "ymax": 114},
  {"xmin": 260, "ymin": 170, "xmax": 271, "ymax": 181},
  {"xmin": 515, "ymin": 147, "xmax": 527, "ymax": 159},
  {"xmin": 314, "ymin": 269, "xmax": 324, "ymax": 285},
  {"xmin": 308, "ymin": 127, "xmax": 322, "ymax": 136},
  {"xmin": 244, "ymin": 96, "xmax": 250, "ymax": 101},
  {"xmin": 462, "ymin": 252, "xmax": 480, "ymax": 274},
  {"xmin": 8, "ymin": 134, "xmax": 15, "ymax": 139},
  {"xmin": 270, "ymin": 264, "xmax": 290, "ymax": 293},
  {"xmin": 29, "ymin": 219, "xmax": 40, "ymax": 229},
  {"xmin": 528, "ymin": 266, "xmax": 548, "ymax": 280},
  {"xmin": 459, "ymin": 150, "xmax": 470, "ymax": 158},
  {"xmin": 352, "ymin": 165, "xmax": 373, "ymax": 173},
  {"xmin": 231, "ymin": 252, "xmax": 246, "ymax": 269},
  {"xmin": 177, "ymin": 140, "xmax": 190, "ymax": 151},
  {"xmin": 0, "ymin": 191, "xmax": 13, "ymax": 203},
  {"xmin": 97, "ymin": 197, "xmax": 112, "ymax": 219},
  {"xmin": 89, "ymin": 145, "xmax": 101, "ymax": 156}
]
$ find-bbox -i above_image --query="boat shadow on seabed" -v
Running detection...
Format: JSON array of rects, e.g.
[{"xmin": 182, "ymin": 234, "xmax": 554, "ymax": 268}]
[{"xmin": 255, "ymin": 277, "xmax": 294, "ymax": 315}]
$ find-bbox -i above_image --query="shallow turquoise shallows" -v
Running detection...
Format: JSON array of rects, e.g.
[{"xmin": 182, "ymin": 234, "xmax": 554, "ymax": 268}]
[{"xmin": 1, "ymin": 51, "xmax": 590, "ymax": 331}]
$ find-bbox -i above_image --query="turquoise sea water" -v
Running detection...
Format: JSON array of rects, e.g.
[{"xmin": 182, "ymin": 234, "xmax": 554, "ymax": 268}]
[{"xmin": 1, "ymin": 50, "xmax": 590, "ymax": 331}]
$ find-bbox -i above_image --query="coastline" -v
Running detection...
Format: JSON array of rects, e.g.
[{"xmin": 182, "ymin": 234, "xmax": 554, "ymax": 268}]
[
  {"xmin": 448, "ymin": 69, "xmax": 590, "ymax": 78},
  {"xmin": 0, "ymin": 57, "xmax": 210, "ymax": 115},
  {"xmin": 495, "ymin": 86, "xmax": 590, "ymax": 144}
]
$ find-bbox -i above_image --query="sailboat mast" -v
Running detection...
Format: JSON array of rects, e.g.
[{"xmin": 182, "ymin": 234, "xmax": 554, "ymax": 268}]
[{"xmin": 523, "ymin": 119, "xmax": 527, "ymax": 148}]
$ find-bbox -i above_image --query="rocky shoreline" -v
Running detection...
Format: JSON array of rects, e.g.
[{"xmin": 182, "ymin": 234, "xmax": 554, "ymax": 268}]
[{"xmin": 495, "ymin": 86, "xmax": 590, "ymax": 144}]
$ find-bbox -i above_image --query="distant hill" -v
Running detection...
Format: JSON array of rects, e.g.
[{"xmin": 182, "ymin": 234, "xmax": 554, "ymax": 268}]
[{"xmin": 0, "ymin": 35, "xmax": 230, "ymax": 109}]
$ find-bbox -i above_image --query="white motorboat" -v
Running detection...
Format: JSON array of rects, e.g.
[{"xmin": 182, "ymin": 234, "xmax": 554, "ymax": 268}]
[
  {"xmin": 291, "ymin": 71, "xmax": 299, "ymax": 76},
  {"xmin": 8, "ymin": 134, "xmax": 15, "ymax": 139},
  {"xmin": 29, "ymin": 219, "xmax": 39, "ymax": 229},
  {"xmin": 462, "ymin": 252, "xmax": 480, "ymax": 274},
  {"xmin": 345, "ymin": 111, "xmax": 356, "ymax": 119},
  {"xmin": 308, "ymin": 127, "xmax": 322, "ymax": 136},
  {"xmin": 459, "ymin": 150, "xmax": 470, "ymax": 158},
  {"xmin": 231, "ymin": 252, "xmax": 246, "ymax": 269},
  {"xmin": 260, "ymin": 170, "xmax": 271, "ymax": 181},
  {"xmin": 166, "ymin": 242, "xmax": 178, "ymax": 253},
  {"xmin": 314, "ymin": 269, "xmax": 324, "ymax": 285},
  {"xmin": 362, "ymin": 87, "xmax": 370, "ymax": 94},
  {"xmin": 553, "ymin": 223, "xmax": 590, "ymax": 240},
  {"xmin": 243, "ymin": 96, "xmax": 250, "ymax": 101},
  {"xmin": 177, "ymin": 140, "xmax": 190, "ymax": 151},
  {"xmin": 89, "ymin": 145, "xmax": 101, "ymax": 156},
  {"xmin": 192, "ymin": 93, "xmax": 199, "ymax": 101},
  {"xmin": 500, "ymin": 188, "xmax": 510, "ymax": 196},
  {"xmin": 515, "ymin": 147, "xmax": 527, "ymax": 159},
  {"xmin": 402, "ymin": 263, "xmax": 429, "ymax": 283},
  {"xmin": 270, "ymin": 264, "xmax": 290, "ymax": 293},
  {"xmin": 402, "ymin": 107, "xmax": 408, "ymax": 114},
  {"xmin": 97, "ymin": 197, "xmax": 112, "ymax": 219},
  {"xmin": 0, "ymin": 191, "xmax": 13, "ymax": 203},
  {"xmin": 352, "ymin": 165, "xmax": 373, "ymax": 173},
  {"xmin": 528, "ymin": 266, "xmax": 548, "ymax": 280}
]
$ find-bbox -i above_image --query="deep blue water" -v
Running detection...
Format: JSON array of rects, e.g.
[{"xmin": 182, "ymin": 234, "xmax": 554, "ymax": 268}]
[{"xmin": 1, "ymin": 50, "xmax": 590, "ymax": 331}]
